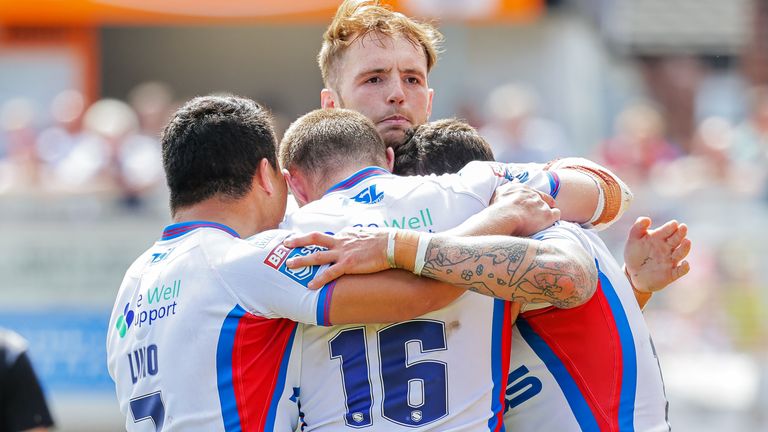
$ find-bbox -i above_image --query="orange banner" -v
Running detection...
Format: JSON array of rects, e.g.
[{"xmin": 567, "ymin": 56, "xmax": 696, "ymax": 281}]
[{"xmin": 0, "ymin": 0, "xmax": 541, "ymax": 25}]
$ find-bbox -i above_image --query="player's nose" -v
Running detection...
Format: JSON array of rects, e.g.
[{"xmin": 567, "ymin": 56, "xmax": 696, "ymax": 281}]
[{"xmin": 387, "ymin": 81, "xmax": 405, "ymax": 104}]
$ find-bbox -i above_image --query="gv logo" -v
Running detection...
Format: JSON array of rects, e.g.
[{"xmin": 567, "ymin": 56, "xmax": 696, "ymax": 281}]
[{"xmin": 352, "ymin": 185, "xmax": 384, "ymax": 204}]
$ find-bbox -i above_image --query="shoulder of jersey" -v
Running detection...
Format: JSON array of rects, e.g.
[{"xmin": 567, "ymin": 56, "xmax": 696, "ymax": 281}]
[{"xmin": 533, "ymin": 221, "xmax": 595, "ymax": 254}]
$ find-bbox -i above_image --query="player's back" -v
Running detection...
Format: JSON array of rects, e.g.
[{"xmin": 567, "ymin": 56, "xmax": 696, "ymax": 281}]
[
  {"xmin": 107, "ymin": 223, "xmax": 326, "ymax": 431},
  {"xmin": 504, "ymin": 223, "xmax": 670, "ymax": 432},
  {"xmin": 284, "ymin": 167, "xmax": 513, "ymax": 431}
]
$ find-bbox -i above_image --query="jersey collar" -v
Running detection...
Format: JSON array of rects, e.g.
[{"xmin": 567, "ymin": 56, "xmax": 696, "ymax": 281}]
[
  {"xmin": 325, "ymin": 166, "xmax": 390, "ymax": 195},
  {"xmin": 161, "ymin": 221, "xmax": 240, "ymax": 240}
]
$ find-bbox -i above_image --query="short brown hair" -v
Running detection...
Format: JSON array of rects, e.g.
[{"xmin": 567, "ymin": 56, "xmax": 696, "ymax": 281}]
[
  {"xmin": 394, "ymin": 119, "xmax": 495, "ymax": 176},
  {"xmin": 318, "ymin": 0, "xmax": 443, "ymax": 88},
  {"xmin": 280, "ymin": 108, "xmax": 387, "ymax": 180}
]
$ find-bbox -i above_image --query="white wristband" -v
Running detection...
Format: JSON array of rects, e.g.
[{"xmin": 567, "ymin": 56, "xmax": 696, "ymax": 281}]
[
  {"xmin": 413, "ymin": 233, "xmax": 433, "ymax": 275},
  {"xmin": 386, "ymin": 230, "xmax": 397, "ymax": 269}
]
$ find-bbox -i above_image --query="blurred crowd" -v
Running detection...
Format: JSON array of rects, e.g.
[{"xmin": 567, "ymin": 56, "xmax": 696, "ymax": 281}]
[
  {"xmin": 0, "ymin": 82, "xmax": 173, "ymax": 208},
  {"xmin": 479, "ymin": 82, "xmax": 768, "ymax": 200}
]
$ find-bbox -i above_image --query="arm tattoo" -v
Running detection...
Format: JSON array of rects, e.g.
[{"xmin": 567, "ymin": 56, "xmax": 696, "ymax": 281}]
[{"xmin": 421, "ymin": 237, "xmax": 596, "ymax": 308}]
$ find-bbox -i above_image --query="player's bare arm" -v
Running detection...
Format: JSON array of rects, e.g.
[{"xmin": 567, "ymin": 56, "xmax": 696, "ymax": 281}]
[
  {"xmin": 546, "ymin": 157, "xmax": 633, "ymax": 229},
  {"xmin": 418, "ymin": 235, "xmax": 596, "ymax": 307},
  {"xmin": 328, "ymin": 270, "xmax": 463, "ymax": 324},
  {"xmin": 480, "ymin": 157, "xmax": 632, "ymax": 230},
  {"xmin": 489, "ymin": 157, "xmax": 632, "ymax": 229},
  {"xmin": 306, "ymin": 184, "xmax": 561, "ymax": 323},
  {"xmin": 285, "ymin": 228, "xmax": 597, "ymax": 309}
]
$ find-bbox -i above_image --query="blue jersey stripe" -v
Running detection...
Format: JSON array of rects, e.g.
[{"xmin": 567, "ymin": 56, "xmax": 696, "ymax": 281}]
[
  {"xmin": 486, "ymin": 299, "xmax": 507, "ymax": 432},
  {"xmin": 517, "ymin": 317, "xmax": 600, "ymax": 432},
  {"xmin": 325, "ymin": 167, "xmax": 390, "ymax": 194},
  {"xmin": 264, "ymin": 324, "xmax": 298, "ymax": 430},
  {"xmin": 597, "ymin": 264, "xmax": 637, "ymax": 431},
  {"xmin": 547, "ymin": 171, "xmax": 561, "ymax": 199},
  {"xmin": 216, "ymin": 305, "xmax": 246, "ymax": 432},
  {"xmin": 315, "ymin": 280, "xmax": 337, "ymax": 326},
  {"xmin": 162, "ymin": 221, "xmax": 240, "ymax": 240}
]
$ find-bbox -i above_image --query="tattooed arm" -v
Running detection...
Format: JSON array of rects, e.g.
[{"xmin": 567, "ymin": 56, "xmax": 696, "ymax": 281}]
[
  {"xmin": 419, "ymin": 235, "xmax": 597, "ymax": 308},
  {"xmin": 284, "ymin": 227, "xmax": 598, "ymax": 309}
]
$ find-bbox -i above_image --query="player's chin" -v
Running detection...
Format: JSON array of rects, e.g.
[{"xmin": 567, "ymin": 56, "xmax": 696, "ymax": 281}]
[{"xmin": 378, "ymin": 127, "xmax": 409, "ymax": 148}]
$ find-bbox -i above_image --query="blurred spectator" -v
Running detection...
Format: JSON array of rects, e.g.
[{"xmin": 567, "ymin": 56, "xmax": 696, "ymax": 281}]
[
  {"xmin": 1, "ymin": 90, "xmax": 166, "ymax": 205},
  {"xmin": 599, "ymin": 102, "xmax": 682, "ymax": 185},
  {"xmin": 34, "ymin": 90, "xmax": 96, "ymax": 191},
  {"xmin": 655, "ymin": 117, "xmax": 734, "ymax": 197},
  {"xmin": 127, "ymin": 81, "xmax": 175, "ymax": 137},
  {"xmin": 0, "ymin": 98, "xmax": 41, "ymax": 192},
  {"xmin": 480, "ymin": 83, "xmax": 569, "ymax": 164},
  {"xmin": 0, "ymin": 327, "xmax": 54, "ymax": 432},
  {"xmin": 730, "ymin": 86, "xmax": 768, "ymax": 162},
  {"xmin": 728, "ymin": 86, "xmax": 768, "ymax": 198}
]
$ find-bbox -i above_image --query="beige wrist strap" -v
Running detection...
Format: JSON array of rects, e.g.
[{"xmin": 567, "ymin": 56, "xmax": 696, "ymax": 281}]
[{"xmin": 393, "ymin": 230, "xmax": 420, "ymax": 272}]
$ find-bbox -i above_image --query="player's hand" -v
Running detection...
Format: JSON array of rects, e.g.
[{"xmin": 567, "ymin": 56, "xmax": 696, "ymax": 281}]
[
  {"xmin": 624, "ymin": 217, "xmax": 691, "ymax": 293},
  {"xmin": 490, "ymin": 183, "xmax": 560, "ymax": 236},
  {"xmin": 283, "ymin": 228, "xmax": 390, "ymax": 289}
]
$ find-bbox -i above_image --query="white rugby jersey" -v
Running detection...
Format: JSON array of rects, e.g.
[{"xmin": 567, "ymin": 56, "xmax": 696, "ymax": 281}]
[
  {"xmin": 503, "ymin": 222, "xmax": 670, "ymax": 432},
  {"xmin": 282, "ymin": 163, "xmax": 559, "ymax": 431},
  {"xmin": 106, "ymin": 222, "xmax": 336, "ymax": 431}
]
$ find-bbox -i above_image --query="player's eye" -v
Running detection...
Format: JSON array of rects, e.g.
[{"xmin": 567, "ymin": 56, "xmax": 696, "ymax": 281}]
[
  {"xmin": 366, "ymin": 76, "xmax": 382, "ymax": 84},
  {"xmin": 406, "ymin": 76, "xmax": 422, "ymax": 85}
]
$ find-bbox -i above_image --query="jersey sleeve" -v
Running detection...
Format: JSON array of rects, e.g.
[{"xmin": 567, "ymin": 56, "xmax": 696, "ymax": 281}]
[
  {"xmin": 215, "ymin": 229, "xmax": 336, "ymax": 326},
  {"xmin": 455, "ymin": 161, "xmax": 559, "ymax": 204}
]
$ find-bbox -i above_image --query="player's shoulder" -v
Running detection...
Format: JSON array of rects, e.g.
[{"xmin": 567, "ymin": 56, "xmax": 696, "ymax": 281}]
[
  {"xmin": 391, "ymin": 168, "xmax": 482, "ymax": 194},
  {"xmin": 210, "ymin": 229, "xmax": 297, "ymax": 276}
]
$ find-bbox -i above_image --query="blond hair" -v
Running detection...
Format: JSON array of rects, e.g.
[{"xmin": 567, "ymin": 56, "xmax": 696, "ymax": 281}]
[{"xmin": 318, "ymin": 0, "xmax": 443, "ymax": 88}]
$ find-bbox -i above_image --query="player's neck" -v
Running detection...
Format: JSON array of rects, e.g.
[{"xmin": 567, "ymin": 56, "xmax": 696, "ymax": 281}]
[
  {"xmin": 172, "ymin": 195, "xmax": 276, "ymax": 239},
  {"xmin": 316, "ymin": 164, "xmax": 382, "ymax": 198}
]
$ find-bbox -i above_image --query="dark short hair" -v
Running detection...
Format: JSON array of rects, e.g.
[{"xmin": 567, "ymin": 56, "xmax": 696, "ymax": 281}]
[
  {"xmin": 279, "ymin": 108, "xmax": 387, "ymax": 179},
  {"xmin": 161, "ymin": 95, "xmax": 277, "ymax": 215},
  {"xmin": 394, "ymin": 118, "xmax": 495, "ymax": 175}
]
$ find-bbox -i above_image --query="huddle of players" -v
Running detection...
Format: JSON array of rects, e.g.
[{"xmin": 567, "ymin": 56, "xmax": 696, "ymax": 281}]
[{"xmin": 107, "ymin": 1, "xmax": 691, "ymax": 431}]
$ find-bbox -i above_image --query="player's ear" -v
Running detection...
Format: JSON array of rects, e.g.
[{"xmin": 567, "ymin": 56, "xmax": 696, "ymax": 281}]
[
  {"xmin": 257, "ymin": 158, "xmax": 277, "ymax": 195},
  {"xmin": 385, "ymin": 147, "xmax": 395, "ymax": 172},
  {"xmin": 282, "ymin": 168, "xmax": 310, "ymax": 207},
  {"xmin": 426, "ymin": 88, "xmax": 434, "ymax": 119},
  {"xmin": 320, "ymin": 89, "xmax": 337, "ymax": 108}
]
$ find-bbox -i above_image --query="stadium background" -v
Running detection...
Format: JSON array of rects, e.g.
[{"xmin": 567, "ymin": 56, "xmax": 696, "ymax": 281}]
[{"xmin": 1, "ymin": 0, "xmax": 767, "ymax": 430}]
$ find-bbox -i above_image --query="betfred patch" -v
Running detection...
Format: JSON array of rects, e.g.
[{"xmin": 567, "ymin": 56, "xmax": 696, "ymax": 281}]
[
  {"xmin": 265, "ymin": 244, "xmax": 326, "ymax": 287},
  {"xmin": 264, "ymin": 244, "xmax": 291, "ymax": 269}
]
